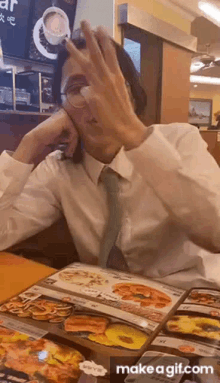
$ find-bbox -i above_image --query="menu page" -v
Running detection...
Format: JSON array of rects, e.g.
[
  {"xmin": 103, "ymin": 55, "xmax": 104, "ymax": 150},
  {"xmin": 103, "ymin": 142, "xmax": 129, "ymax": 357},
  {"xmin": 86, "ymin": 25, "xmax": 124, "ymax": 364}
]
[
  {"xmin": 39, "ymin": 263, "xmax": 184, "ymax": 325},
  {"xmin": 164, "ymin": 288, "xmax": 220, "ymax": 349},
  {"xmin": 124, "ymin": 337, "xmax": 220, "ymax": 383},
  {"xmin": 0, "ymin": 284, "xmax": 154, "ymax": 358},
  {"xmin": 0, "ymin": 314, "xmax": 88, "ymax": 383},
  {"xmin": 122, "ymin": 287, "xmax": 220, "ymax": 383}
]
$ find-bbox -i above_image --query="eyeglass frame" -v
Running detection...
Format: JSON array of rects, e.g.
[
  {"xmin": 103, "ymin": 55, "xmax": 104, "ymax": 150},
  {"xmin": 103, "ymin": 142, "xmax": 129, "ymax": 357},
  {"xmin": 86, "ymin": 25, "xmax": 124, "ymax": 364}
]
[
  {"xmin": 60, "ymin": 81, "xmax": 90, "ymax": 109},
  {"xmin": 60, "ymin": 80, "xmax": 132, "ymax": 109}
]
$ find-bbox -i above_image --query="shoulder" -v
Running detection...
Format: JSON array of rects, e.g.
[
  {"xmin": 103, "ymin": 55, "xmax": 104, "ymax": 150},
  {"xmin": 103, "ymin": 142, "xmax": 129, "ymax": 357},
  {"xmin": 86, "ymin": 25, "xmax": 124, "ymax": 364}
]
[
  {"xmin": 156, "ymin": 122, "xmax": 199, "ymax": 139},
  {"xmin": 151, "ymin": 123, "xmax": 204, "ymax": 148}
]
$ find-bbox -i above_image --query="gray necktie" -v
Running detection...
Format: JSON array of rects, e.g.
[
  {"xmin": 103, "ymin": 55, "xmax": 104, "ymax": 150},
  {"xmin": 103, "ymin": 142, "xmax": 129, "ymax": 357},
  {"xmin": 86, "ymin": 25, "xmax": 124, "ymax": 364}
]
[{"xmin": 98, "ymin": 167, "xmax": 129, "ymax": 272}]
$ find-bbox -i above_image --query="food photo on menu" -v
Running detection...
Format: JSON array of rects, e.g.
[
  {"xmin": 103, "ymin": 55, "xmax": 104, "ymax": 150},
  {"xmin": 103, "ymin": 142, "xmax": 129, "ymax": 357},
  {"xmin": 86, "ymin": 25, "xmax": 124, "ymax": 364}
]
[
  {"xmin": 0, "ymin": 285, "xmax": 150, "ymax": 357},
  {"xmin": 0, "ymin": 316, "xmax": 88, "ymax": 383},
  {"xmin": 168, "ymin": 288, "xmax": 220, "ymax": 346},
  {"xmin": 39, "ymin": 263, "xmax": 184, "ymax": 324}
]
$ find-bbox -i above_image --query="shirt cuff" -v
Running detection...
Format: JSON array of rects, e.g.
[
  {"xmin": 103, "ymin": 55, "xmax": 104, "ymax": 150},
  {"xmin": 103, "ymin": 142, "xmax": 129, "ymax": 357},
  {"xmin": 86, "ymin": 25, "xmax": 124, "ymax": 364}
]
[
  {"xmin": 125, "ymin": 125, "xmax": 182, "ymax": 188},
  {"xmin": 0, "ymin": 150, "xmax": 34, "ymax": 198},
  {"xmin": 1, "ymin": 150, "xmax": 34, "ymax": 172}
]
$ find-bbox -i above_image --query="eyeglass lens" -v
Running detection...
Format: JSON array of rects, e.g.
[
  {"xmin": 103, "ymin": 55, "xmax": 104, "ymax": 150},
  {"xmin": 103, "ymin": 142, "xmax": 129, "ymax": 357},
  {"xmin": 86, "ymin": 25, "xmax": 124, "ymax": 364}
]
[{"xmin": 66, "ymin": 84, "xmax": 88, "ymax": 108}]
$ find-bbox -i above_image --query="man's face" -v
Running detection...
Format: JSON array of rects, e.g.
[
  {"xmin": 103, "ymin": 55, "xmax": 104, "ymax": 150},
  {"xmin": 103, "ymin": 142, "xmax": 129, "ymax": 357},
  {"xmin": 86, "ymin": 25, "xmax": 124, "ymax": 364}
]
[{"xmin": 61, "ymin": 48, "xmax": 122, "ymax": 163}]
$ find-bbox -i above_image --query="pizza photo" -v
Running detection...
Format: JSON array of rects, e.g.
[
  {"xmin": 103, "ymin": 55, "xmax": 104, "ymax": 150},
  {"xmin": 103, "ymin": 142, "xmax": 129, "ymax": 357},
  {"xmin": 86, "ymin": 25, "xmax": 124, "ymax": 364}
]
[
  {"xmin": 188, "ymin": 290, "xmax": 220, "ymax": 308},
  {"xmin": 112, "ymin": 283, "xmax": 172, "ymax": 309},
  {"xmin": 58, "ymin": 269, "xmax": 108, "ymax": 287},
  {"xmin": 166, "ymin": 315, "xmax": 220, "ymax": 342}
]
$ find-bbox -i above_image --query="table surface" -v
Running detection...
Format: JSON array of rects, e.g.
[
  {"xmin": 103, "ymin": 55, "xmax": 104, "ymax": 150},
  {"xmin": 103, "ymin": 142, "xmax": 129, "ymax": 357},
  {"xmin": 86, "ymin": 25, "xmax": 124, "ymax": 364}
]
[{"xmin": 0, "ymin": 252, "xmax": 56, "ymax": 302}]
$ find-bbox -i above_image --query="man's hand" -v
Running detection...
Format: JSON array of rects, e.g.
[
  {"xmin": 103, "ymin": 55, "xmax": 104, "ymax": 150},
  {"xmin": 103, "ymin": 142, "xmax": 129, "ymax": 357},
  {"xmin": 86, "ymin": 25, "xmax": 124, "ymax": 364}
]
[
  {"xmin": 13, "ymin": 109, "xmax": 79, "ymax": 164},
  {"xmin": 65, "ymin": 21, "xmax": 146, "ymax": 151}
]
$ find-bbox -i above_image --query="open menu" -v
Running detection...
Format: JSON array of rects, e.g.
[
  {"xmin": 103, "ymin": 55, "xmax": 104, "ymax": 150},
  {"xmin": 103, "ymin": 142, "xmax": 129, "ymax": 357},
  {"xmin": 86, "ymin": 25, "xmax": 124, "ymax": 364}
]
[{"xmin": 1, "ymin": 263, "xmax": 220, "ymax": 382}]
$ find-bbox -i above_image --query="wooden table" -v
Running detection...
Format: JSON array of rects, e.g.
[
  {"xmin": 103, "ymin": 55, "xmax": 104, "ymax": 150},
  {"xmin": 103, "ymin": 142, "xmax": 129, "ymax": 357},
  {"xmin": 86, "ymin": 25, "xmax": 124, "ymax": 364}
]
[{"xmin": 0, "ymin": 252, "xmax": 56, "ymax": 302}]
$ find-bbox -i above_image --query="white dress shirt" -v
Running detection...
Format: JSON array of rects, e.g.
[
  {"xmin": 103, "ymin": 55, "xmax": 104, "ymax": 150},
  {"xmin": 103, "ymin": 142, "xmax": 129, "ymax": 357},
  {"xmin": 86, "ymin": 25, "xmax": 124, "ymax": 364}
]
[{"xmin": 1, "ymin": 123, "xmax": 220, "ymax": 290}]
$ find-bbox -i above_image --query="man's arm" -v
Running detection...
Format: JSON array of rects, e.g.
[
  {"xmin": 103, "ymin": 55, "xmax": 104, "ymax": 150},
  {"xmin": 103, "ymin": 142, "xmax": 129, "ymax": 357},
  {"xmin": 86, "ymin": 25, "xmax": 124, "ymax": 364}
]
[
  {"xmin": 0, "ymin": 109, "xmax": 78, "ymax": 251},
  {"xmin": 13, "ymin": 109, "xmax": 79, "ymax": 164},
  {"xmin": 0, "ymin": 151, "xmax": 62, "ymax": 251},
  {"xmin": 126, "ymin": 123, "xmax": 220, "ymax": 252}
]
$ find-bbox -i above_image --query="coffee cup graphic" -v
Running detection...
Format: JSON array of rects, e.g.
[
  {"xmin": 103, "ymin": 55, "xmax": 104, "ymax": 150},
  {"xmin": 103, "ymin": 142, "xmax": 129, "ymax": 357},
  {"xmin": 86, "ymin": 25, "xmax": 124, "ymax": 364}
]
[{"xmin": 42, "ymin": 6, "xmax": 70, "ymax": 45}]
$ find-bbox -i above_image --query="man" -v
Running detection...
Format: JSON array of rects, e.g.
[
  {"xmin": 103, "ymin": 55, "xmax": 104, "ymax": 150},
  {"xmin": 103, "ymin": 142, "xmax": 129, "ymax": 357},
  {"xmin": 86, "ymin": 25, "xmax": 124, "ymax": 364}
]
[
  {"xmin": 0, "ymin": 21, "xmax": 220, "ymax": 289},
  {"xmin": 214, "ymin": 111, "xmax": 220, "ymax": 129}
]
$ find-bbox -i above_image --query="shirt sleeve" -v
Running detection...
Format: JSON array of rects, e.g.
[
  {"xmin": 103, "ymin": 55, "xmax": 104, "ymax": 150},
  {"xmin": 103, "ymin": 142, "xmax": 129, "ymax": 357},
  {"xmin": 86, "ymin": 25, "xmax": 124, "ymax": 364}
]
[
  {"xmin": 125, "ymin": 123, "xmax": 220, "ymax": 252},
  {"xmin": 0, "ymin": 150, "xmax": 62, "ymax": 251}
]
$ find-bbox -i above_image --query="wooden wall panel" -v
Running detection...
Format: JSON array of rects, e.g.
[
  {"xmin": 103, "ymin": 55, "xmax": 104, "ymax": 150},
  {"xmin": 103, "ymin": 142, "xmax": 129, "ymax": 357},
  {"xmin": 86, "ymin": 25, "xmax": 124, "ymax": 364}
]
[
  {"xmin": 141, "ymin": 33, "xmax": 162, "ymax": 126},
  {"xmin": 160, "ymin": 42, "xmax": 192, "ymax": 124}
]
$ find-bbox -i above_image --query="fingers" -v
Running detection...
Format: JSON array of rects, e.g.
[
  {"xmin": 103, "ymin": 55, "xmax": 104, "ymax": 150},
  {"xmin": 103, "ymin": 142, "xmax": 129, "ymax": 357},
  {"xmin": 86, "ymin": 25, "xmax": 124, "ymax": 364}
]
[
  {"xmin": 54, "ymin": 108, "xmax": 80, "ymax": 157},
  {"xmin": 95, "ymin": 26, "xmax": 121, "ymax": 75},
  {"xmin": 80, "ymin": 21, "xmax": 108, "ymax": 77},
  {"xmin": 64, "ymin": 132, "xmax": 79, "ymax": 157},
  {"xmin": 65, "ymin": 21, "xmax": 115, "ymax": 86},
  {"xmin": 59, "ymin": 115, "xmax": 79, "ymax": 157},
  {"xmin": 65, "ymin": 38, "xmax": 99, "ymax": 85}
]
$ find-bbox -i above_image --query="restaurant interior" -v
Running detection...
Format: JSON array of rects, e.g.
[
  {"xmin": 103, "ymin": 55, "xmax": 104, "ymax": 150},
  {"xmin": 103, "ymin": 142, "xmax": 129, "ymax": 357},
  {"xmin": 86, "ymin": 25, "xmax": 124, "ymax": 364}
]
[
  {"xmin": 1, "ymin": 0, "xmax": 220, "ymax": 268},
  {"xmin": 0, "ymin": 0, "xmax": 218, "ymax": 267},
  {"xmin": 2, "ymin": 0, "xmax": 220, "ymax": 381}
]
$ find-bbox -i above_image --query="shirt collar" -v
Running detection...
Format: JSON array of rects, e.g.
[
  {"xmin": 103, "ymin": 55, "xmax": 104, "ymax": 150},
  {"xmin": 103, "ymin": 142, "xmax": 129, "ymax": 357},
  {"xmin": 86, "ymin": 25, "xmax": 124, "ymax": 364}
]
[{"xmin": 83, "ymin": 147, "xmax": 134, "ymax": 185}]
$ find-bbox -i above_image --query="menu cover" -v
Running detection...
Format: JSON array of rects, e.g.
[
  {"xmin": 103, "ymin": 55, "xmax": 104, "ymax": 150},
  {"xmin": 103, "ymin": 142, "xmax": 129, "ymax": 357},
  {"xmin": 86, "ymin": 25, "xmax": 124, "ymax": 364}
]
[{"xmin": 3, "ymin": 263, "xmax": 220, "ymax": 382}]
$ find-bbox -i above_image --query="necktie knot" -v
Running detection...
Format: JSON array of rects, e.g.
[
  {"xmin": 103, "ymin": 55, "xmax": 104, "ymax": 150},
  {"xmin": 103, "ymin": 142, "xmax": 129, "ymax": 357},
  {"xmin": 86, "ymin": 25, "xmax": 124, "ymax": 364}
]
[{"xmin": 99, "ymin": 167, "xmax": 119, "ymax": 195}]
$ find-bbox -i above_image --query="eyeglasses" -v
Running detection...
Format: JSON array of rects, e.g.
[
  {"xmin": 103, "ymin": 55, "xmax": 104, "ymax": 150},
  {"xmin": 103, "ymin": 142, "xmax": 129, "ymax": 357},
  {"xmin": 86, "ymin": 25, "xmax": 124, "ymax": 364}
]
[
  {"xmin": 61, "ymin": 81, "xmax": 131, "ymax": 109},
  {"xmin": 61, "ymin": 83, "xmax": 89, "ymax": 108}
]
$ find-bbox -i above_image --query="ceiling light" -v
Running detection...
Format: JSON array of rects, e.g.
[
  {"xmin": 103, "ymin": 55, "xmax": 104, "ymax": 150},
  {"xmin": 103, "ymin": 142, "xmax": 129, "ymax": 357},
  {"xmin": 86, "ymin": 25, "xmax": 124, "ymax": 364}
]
[
  {"xmin": 190, "ymin": 75, "xmax": 220, "ymax": 84},
  {"xmin": 198, "ymin": 1, "xmax": 220, "ymax": 24}
]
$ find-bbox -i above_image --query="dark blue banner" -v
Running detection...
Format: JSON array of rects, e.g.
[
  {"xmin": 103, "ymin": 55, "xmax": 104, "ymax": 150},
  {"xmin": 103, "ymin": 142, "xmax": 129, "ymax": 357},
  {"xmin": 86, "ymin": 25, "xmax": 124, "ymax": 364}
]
[{"xmin": 0, "ymin": 0, "xmax": 33, "ymax": 58}]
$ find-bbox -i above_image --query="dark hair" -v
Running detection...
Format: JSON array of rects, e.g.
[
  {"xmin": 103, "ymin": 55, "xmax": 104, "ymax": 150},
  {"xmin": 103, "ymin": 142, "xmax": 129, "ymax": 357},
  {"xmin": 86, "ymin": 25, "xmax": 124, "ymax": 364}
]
[{"xmin": 52, "ymin": 32, "xmax": 147, "ymax": 163}]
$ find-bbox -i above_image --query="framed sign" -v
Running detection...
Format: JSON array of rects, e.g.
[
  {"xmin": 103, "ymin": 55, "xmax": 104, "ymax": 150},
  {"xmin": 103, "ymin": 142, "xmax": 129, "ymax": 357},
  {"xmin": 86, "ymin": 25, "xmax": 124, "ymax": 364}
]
[{"xmin": 188, "ymin": 98, "xmax": 212, "ymax": 127}]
